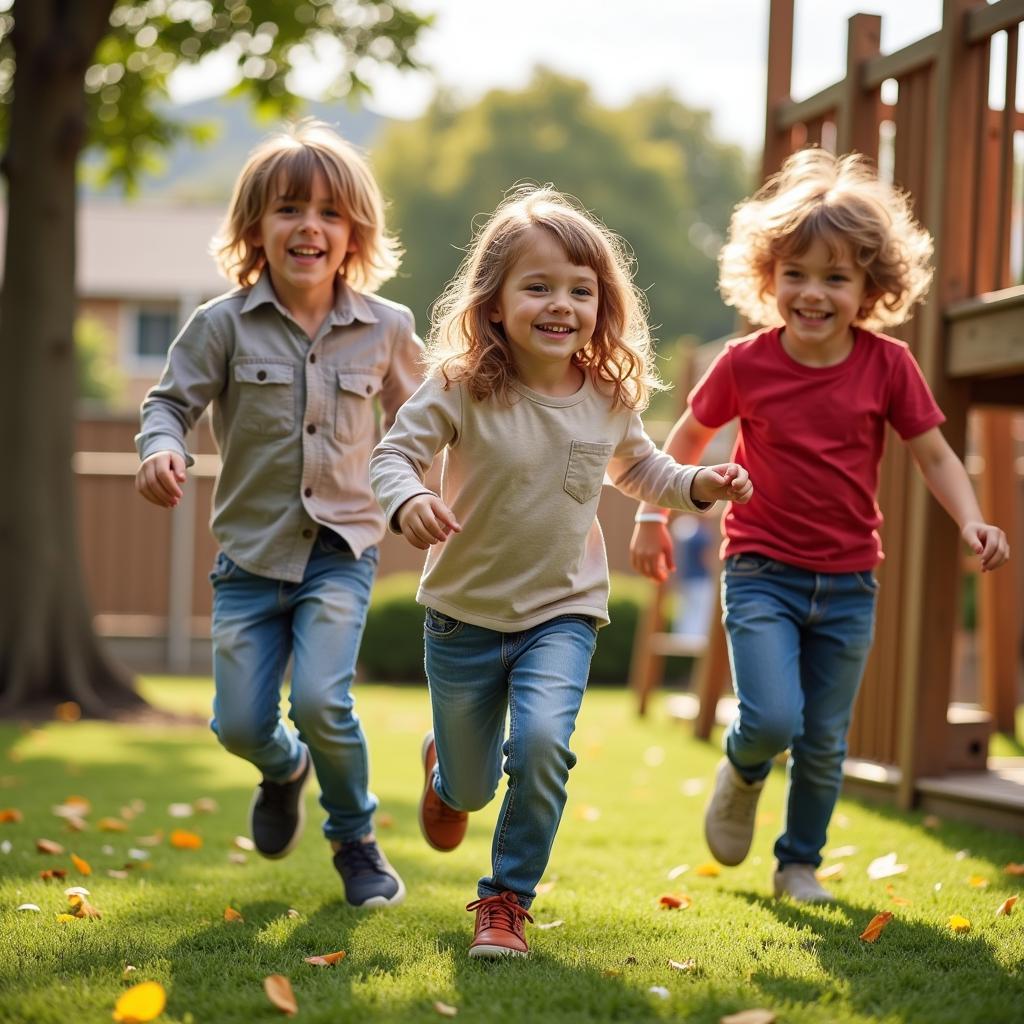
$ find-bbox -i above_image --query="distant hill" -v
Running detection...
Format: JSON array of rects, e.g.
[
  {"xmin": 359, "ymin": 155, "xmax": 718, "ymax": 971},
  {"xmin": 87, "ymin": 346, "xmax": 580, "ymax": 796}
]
[{"xmin": 87, "ymin": 95, "xmax": 386, "ymax": 202}]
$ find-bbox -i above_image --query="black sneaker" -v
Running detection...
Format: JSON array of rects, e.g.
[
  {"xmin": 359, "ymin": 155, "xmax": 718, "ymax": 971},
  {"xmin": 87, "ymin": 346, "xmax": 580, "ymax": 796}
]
[
  {"xmin": 332, "ymin": 839, "xmax": 406, "ymax": 908},
  {"xmin": 249, "ymin": 748, "xmax": 311, "ymax": 859}
]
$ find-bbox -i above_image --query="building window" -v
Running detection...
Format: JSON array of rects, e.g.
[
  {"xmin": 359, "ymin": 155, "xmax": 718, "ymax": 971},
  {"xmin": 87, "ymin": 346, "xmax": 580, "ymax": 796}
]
[{"xmin": 136, "ymin": 309, "xmax": 178, "ymax": 360}]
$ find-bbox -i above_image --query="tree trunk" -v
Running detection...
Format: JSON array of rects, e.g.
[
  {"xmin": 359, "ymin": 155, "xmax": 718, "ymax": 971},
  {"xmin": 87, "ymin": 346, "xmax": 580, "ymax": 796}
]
[{"xmin": 0, "ymin": 0, "xmax": 146, "ymax": 718}]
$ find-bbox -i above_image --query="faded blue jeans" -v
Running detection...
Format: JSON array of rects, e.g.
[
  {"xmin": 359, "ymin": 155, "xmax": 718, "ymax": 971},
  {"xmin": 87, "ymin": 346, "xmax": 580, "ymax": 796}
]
[
  {"xmin": 209, "ymin": 528, "xmax": 379, "ymax": 843},
  {"xmin": 721, "ymin": 553, "xmax": 878, "ymax": 867},
  {"xmin": 423, "ymin": 610, "xmax": 598, "ymax": 908}
]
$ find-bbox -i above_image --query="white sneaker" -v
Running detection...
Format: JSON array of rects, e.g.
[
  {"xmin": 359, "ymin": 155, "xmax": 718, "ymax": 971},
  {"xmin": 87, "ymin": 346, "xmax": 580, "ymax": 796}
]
[
  {"xmin": 773, "ymin": 864, "xmax": 836, "ymax": 904},
  {"xmin": 703, "ymin": 758, "xmax": 764, "ymax": 866}
]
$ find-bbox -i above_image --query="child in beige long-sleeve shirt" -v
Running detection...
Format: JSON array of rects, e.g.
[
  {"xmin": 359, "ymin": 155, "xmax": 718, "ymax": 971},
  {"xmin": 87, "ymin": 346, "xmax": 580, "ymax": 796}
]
[{"xmin": 370, "ymin": 186, "xmax": 752, "ymax": 958}]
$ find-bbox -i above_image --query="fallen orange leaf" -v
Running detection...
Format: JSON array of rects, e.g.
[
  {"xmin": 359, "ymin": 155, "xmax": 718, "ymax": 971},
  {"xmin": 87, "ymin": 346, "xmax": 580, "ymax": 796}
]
[
  {"xmin": 995, "ymin": 895, "xmax": 1018, "ymax": 917},
  {"xmin": 99, "ymin": 818, "xmax": 129, "ymax": 832},
  {"xmin": 36, "ymin": 838, "xmax": 64, "ymax": 855},
  {"xmin": 263, "ymin": 974, "xmax": 298, "ymax": 1016},
  {"xmin": 169, "ymin": 830, "xmax": 202, "ymax": 850},
  {"xmin": 303, "ymin": 950, "xmax": 347, "ymax": 966},
  {"xmin": 659, "ymin": 893, "xmax": 692, "ymax": 909},
  {"xmin": 949, "ymin": 914, "xmax": 971, "ymax": 934},
  {"xmin": 64, "ymin": 816, "xmax": 88, "ymax": 832},
  {"xmin": 859, "ymin": 911, "xmax": 893, "ymax": 942},
  {"xmin": 695, "ymin": 862, "xmax": 721, "ymax": 877},
  {"xmin": 720, "ymin": 1010, "xmax": 776, "ymax": 1024},
  {"xmin": 223, "ymin": 907, "xmax": 244, "ymax": 923},
  {"xmin": 376, "ymin": 812, "xmax": 395, "ymax": 829},
  {"xmin": 64, "ymin": 795, "xmax": 91, "ymax": 810},
  {"xmin": 68, "ymin": 893, "xmax": 102, "ymax": 919},
  {"xmin": 54, "ymin": 701, "xmax": 81, "ymax": 722},
  {"xmin": 1004, "ymin": 863, "xmax": 1024, "ymax": 876},
  {"xmin": 39, "ymin": 868, "xmax": 68, "ymax": 880},
  {"xmin": 112, "ymin": 980, "xmax": 166, "ymax": 1022},
  {"xmin": 71, "ymin": 853, "xmax": 92, "ymax": 875},
  {"xmin": 0, "ymin": 808, "xmax": 23, "ymax": 823},
  {"xmin": 890, "ymin": 896, "xmax": 912, "ymax": 906}
]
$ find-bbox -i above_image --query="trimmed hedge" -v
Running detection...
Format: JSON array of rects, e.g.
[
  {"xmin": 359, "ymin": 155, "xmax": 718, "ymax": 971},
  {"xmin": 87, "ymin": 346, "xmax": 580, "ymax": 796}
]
[{"xmin": 359, "ymin": 572, "xmax": 653, "ymax": 685}]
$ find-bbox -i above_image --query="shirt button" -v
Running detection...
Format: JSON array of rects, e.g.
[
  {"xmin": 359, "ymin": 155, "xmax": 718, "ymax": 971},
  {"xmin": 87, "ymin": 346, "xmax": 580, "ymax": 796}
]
[
  {"xmin": 302, "ymin": 528, "xmax": 313, "ymax": 539},
  {"xmin": 304, "ymin": 487, "xmax": 312, "ymax": 497},
  {"xmin": 309, "ymin": 354, "xmax": 316, "ymax": 364},
  {"xmin": 257, "ymin": 370, "xmax": 267, "ymax": 381},
  {"xmin": 306, "ymin": 424, "xmax": 316, "ymax": 434},
  {"xmin": 365, "ymin": 384, "xmax": 372, "ymax": 394}
]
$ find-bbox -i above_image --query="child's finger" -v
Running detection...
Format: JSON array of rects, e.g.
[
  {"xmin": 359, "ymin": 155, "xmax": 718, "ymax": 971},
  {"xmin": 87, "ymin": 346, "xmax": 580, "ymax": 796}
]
[{"xmin": 432, "ymin": 501, "xmax": 461, "ymax": 534}]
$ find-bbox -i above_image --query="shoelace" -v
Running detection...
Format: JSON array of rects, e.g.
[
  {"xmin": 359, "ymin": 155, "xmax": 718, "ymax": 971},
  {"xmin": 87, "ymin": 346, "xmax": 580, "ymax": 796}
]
[
  {"xmin": 465, "ymin": 892, "xmax": 534, "ymax": 932},
  {"xmin": 337, "ymin": 841, "xmax": 383, "ymax": 876}
]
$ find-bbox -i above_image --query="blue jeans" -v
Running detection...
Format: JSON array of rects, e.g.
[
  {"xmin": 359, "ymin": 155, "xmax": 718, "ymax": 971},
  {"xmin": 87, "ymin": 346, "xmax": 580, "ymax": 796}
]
[
  {"xmin": 209, "ymin": 528, "xmax": 379, "ymax": 843},
  {"xmin": 721, "ymin": 554, "xmax": 878, "ymax": 867},
  {"xmin": 423, "ymin": 610, "xmax": 598, "ymax": 908}
]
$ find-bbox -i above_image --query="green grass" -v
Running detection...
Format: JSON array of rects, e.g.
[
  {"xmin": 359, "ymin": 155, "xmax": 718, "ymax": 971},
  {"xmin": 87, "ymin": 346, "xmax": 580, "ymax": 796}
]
[{"xmin": 1, "ymin": 679, "xmax": 1022, "ymax": 1024}]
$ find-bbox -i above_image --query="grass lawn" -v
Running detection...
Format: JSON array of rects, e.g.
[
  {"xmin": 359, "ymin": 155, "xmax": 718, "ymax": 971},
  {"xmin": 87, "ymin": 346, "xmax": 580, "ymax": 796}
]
[{"xmin": 1, "ymin": 678, "xmax": 1022, "ymax": 1024}]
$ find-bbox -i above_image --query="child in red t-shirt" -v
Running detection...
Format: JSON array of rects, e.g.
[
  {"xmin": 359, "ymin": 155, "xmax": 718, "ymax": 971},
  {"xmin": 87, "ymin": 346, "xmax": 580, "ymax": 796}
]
[{"xmin": 631, "ymin": 148, "xmax": 1010, "ymax": 903}]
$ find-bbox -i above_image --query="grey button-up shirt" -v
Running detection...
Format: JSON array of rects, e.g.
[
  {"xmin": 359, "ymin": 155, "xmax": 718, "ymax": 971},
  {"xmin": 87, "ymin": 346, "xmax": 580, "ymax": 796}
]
[{"xmin": 136, "ymin": 271, "xmax": 424, "ymax": 581}]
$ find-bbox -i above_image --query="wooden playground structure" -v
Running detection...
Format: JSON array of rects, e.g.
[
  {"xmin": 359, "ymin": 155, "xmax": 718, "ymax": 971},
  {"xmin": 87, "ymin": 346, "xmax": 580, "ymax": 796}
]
[{"xmin": 632, "ymin": 0, "xmax": 1024, "ymax": 830}]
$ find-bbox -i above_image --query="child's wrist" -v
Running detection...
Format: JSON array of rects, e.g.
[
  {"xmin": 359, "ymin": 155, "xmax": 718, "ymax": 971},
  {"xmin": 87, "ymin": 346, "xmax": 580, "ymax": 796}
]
[{"xmin": 634, "ymin": 510, "xmax": 669, "ymax": 524}]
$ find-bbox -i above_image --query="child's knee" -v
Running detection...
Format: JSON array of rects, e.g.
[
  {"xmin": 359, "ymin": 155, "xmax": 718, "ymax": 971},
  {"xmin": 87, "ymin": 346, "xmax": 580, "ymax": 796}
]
[{"xmin": 212, "ymin": 716, "xmax": 274, "ymax": 759}]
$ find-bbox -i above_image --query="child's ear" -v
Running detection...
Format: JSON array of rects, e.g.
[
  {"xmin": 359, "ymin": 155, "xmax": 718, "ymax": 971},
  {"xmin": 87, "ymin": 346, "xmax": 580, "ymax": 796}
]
[
  {"xmin": 246, "ymin": 224, "xmax": 263, "ymax": 248},
  {"xmin": 488, "ymin": 307, "xmax": 503, "ymax": 324}
]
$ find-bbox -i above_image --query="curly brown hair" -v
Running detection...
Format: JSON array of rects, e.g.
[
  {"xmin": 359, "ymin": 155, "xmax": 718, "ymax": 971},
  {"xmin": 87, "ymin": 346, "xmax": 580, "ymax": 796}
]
[
  {"xmin": 718, "ymin": 148, "xmax": 933, "ymax": 330},
  {"xmin": 213, "ymin": 118, "xmax": 401, "ymax": 294},
  {"xmin": 428, "ymin": 186, "xmax": 664, "ymax": 410}
]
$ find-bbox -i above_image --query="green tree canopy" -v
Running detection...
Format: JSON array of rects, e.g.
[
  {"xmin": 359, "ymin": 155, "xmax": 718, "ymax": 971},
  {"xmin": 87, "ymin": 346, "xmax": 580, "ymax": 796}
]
[{"xmin": 373, "ymin": 69, "xmax": 751, "ymax": 349}]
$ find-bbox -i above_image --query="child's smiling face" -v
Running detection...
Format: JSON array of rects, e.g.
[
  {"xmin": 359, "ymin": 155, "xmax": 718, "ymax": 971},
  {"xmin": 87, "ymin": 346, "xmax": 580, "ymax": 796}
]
[
  {"xmin": 250, "ymin": 169, "xmax": 357, "ymax": 308},
  {"xmin": 489, "ymin": 226, "xmax": 599, "ymax": 390},
  {"xmin": 772, "ymin": 236, "xmax": 870, "ymax": 366}
]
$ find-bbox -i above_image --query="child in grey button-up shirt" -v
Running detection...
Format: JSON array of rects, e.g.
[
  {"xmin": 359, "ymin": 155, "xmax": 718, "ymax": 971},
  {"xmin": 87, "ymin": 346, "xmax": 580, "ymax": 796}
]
[{"xmin": 135, "ymin": 120, "xmax": 422, "ymax": 909}]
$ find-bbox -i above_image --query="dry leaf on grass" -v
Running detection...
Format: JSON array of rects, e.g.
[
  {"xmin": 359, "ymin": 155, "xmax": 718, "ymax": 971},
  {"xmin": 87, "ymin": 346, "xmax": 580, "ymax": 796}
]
[
  {"xmin": 169, "ymin": 830, "xmax": 202, "ymax": 850},
  {"xmin": 232, "ymin": 835, "xmax": 255, "ymax": 851},
  {"xmin": 922, "ymin": 814, "xmax": 941, "ymax": 829},
  {"xmin": 536, "ymin": 920, "xmax": 564, "ymax": 930},
  {"xmin": 55, "ymin": 913, "xmax": 78, "ymax": 923},
  {"xmin": 1004, "ymin": 863, "xmax": 1024, "ymax": 876},
  {"xmin": 63, "ymin": 796, "xmax": 91, "ymax": 812},
  {"xmin": 720, "ymin": 1011, "xmax": 776, "ymax": 1024},
  {"xmin": 816, "ymin": 864, "xmax": 844, "ymax": 881},
  {"xmin": 668, "ymin": 958, "xmax": 696, "ymax": 972},
  {"xmin": 859, "ymin": 911, "xmax": 893, "ymax": 942},
  {"xmin": 695, "ymin": 863, "xmax": 720, "ymax": 877},
  {"xmin": 667, "ymin": 864, "xmax": 690, "ymax": 880},
  {"xmin": 112, "ymin": 980, "xmax": 166, "ymax": 1022},
  {"xmin": 36, "ymin": 839, "xmax": 64, "ymax": 855},
  {"xmin": 659, "ymin": 894, "xmax": 692, "ymax": 910},
  {"xmin": 263, "ymin": 975, "xmax": 298, "ymax": 1016},
  {"xmin": 433, "ymin": 1001, "xmax": 458, "ymax": 1017},
  {"xmin": 122, "ymin": 965, "xmax": 137, "ymax": 979},
  {"xmin": 64, "ymin": 816, "xmax": 88, "ymax": 832},
  {"xmin": 16, "ymin": 903, "xmax": 40, "ymax": 912},
  {"xmin": 167, "ymin": 803, "xmax": 193, "ymax": 819},
  {"xmin": 192, "ymin": 798, "xmax": 218, "ymax": 814},
  {"xmin": 995, "ymin": 895, "xmax": 1018, "ymax": 917},
  {"xmin": 71, "ymin": 853, "xmax": 92, "ymax": 875},
  {"xmin": 949, "ymin": 915, "xmax": 972, "ymax": 934},
  {"xmin": 967, "ymin": 875, "xmax": 989, "ymax": 889},
  {"xmin": 824, "ymin": 845, "xmax": 858, "ymax": 859},
  {"xmin": 39, "ymin": 868, "xmax": 68, "ymax": 881},
  {"xmin": 303, "ymin": 950, "xmax": 346, "ymax": 966},
  {"xmin": 223, "ymin": 907, "xmax": 244, "ymax": 923},
  {"xmin": 535, "ymin": 880, "xmax": 557, "ymax": 895},
  {"xmin": 108, "ymin": 869, "xmax": 130, "ymax": 880},
  {"xmin": 99, "ymin": 818, "xmax": 128, "ymax": 832},
  {"xmin": 0, "ymin": 808, "xmax": 23, "ymax": 823},
  {"xmin": 867, "ymin": 853, "xmax": 907, "ymax": 880},
  {"xmin": 137, "ymin": 832, "xmax": 164, "ymax": 848},
  {"xmin": 376, "ymin": 812, "xmax": 395, "ymax": 829}
]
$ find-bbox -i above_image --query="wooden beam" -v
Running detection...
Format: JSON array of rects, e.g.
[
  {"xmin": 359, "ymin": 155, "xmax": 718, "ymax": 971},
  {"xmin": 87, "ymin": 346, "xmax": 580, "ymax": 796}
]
[
  {"xmin": 762, "ymin": 0, "xmax": 795, "ymax": 179},
  {"xmin": 838, "ymin": 14, "xmax": 882, "ymax": 156},
  {"xmin": 863, "ymin": 32, "xmax": 941, "ymax": 88},
  {"xmin": 966, "ymin": 0, "xmax": 1024, "ymax": 42},
  {"xmin": 947, "ymin": 286, "xmax": 1024, "ymax": 377}
]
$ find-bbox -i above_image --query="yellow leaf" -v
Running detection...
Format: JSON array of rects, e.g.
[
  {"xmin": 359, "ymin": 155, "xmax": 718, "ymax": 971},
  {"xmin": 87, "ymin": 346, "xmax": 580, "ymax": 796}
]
[
  {"xmin": 695, "ymin": 862, "xmax": 721, "ymax": 877},
  {"xmin": 55, "ymin": 913, "xmax": 78, "ymax": 923},
  {"xmin": 949, "ymin": 914, "xmax": 971, "ymax": 934},
  {"xmin": 720, "ymin": 1010, "xmax": 777, "ymax": 1024},
  {"xmin": 68, "ymin": 893, "xmax": 102, "ymax": 919},
  {"xmin": 303, "ymin": 950, "xmax": 346, "ymax": 966},
  {"xmin": 995, "ymin": 895, "xmax": 1018, "ymax": 917},
  {"xmin": 967, "ymin": 875, "xmax": 989, "ymax": 889},
  {"xmin": 263, "ymin": 974, "xmax": 298, "ymax": 1016},
  {"xmin": 223, "ymin": 907, "xmax": 244, "ymax": 923},
  {"xmin": 859, "ymin": 911, "xmax": 893, "ymax": 942},
  {"xmin": 112, "ymin": 980, "xmax": 167, "ymax": 1022},
  {"xmin": 36, "ymin": 838, "xmax": 65, "ymax": 855},
  {"xmin": 169, "ymin": 830, "xmax": 202, "ymax": 850},
  {"xmin": 71, "ymin": 853, "xmax": 92, "ymax": 876},
  {"xmin": 816, "ymin": 863, "xmax": 844, "ymax": 881},
  {"xmin": 99, "ymin": 818, "xmax": 129, "ymax": 832},
  {"xmin": 668, "ymin": 958, "xmax": 697, "ymax": 972},
  {"xmin": 433, "ymin": 1001, "xmax": 458, "ymax": 1017}
]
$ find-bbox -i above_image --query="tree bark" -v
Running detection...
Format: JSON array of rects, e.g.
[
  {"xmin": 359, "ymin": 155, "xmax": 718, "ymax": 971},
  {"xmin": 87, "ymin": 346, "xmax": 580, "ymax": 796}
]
[{"xmin": 0, "ymin": 0, "xmax": 146, "ymax": 717}]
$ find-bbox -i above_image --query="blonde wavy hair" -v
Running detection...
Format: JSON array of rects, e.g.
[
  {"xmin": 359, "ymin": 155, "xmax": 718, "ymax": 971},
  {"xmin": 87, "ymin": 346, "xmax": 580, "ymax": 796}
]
[
  {"xmin": 718, "ymin": 148, "xmax": 934, "ymax": 330},
  {"xmin": 214, "ymin": 118, "xmax": 401, "ymax": 294},
  {"xmin": 428, "ymin": 186, "xmax": 663, "ymax": 410}
]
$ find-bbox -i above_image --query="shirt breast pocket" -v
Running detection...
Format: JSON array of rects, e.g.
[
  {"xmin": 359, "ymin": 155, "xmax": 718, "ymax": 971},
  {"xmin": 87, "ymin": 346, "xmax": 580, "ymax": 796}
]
[
  {"xmin": 563, "ymin": 440, "xmax": 614, "ymax": 504},
  {"xmin": 232, "ymin": 360, "xmax": 295, "ymax": 437},
  {"xmin": 335, "ymin": 370, "xmax": 382, "ymax": 444}
]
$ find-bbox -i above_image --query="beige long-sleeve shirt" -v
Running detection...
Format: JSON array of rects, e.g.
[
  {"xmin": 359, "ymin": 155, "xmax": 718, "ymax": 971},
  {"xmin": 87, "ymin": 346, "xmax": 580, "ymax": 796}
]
[
  {"xmin": 136, "ymin": 271, "xmax": 423, "ymax": 581},
  {"xmin": 370, "ymin": 372, "xmax": 710, "ymax": 631}
]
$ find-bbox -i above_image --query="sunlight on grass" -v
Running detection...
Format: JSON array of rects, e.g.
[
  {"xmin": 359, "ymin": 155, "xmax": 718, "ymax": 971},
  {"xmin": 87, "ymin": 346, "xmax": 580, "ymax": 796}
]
[{"xmin": 1, "ymin": 680, "xmax": 1021, "ymax": 1024}]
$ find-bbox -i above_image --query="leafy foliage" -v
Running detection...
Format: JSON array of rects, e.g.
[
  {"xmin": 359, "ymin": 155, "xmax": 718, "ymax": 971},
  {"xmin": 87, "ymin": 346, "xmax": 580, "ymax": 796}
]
[{"xmin": 373, "ymin": 70, "xmax": 752, "ymax": 348}]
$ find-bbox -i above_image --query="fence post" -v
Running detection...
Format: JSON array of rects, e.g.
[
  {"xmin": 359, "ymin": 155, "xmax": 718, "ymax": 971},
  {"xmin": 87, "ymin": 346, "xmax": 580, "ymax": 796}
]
[
  {"xmin": 762, "ymin": 0, "xmax": 795, "ymax": 179},
  {"xmin": 838, "ymin": 13, "xmax": 882, "ymax": 157}
]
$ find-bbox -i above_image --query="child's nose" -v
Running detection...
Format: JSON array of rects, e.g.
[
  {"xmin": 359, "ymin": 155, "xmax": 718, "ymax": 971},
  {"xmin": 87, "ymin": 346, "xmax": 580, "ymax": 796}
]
[{"xmin": 548, "ymin": 293, "xmax": 571, "ymax": 312}]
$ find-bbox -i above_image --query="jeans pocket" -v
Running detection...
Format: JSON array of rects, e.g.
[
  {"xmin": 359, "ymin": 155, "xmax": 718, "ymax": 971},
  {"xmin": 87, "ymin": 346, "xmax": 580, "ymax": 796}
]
[
  {"xmin": 424, "ymin": 607, "xmax": 463, "ymax": 638},
  {"xmin": 563, "ymin": 440, "xmax": 613, "ymax": 503},
  {"xmin": 726, "ymin": 553, "xmax": 775, "ymax": 577},
  {"xmin": 853, "ymin": 570, "xmax": 880, "ymax": 594},
  {"xmin": 209, "ymin": 551, "xmax": 239, "ymax": 584}
]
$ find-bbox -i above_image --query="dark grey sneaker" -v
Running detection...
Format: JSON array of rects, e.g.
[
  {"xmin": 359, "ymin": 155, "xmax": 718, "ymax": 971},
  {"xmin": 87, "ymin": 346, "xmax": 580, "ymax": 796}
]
[
  {"xmin": 249, "ymin": 749, "xmax": 311, "ymax": 859},
  {"xmin": 332, "ymin": 838, "xmax": 406, "ymax": 908}
]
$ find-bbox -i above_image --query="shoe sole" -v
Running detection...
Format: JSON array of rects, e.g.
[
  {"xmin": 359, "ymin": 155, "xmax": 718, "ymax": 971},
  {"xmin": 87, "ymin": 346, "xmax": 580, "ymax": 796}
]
[
  {"xmin": 418, "ymin": 731, "xmax": 464, "ymax": 853},
  {"xmin": 250, "ymin": 755, "xmax": 310, "ymax": 860},
  {"xmin": 468, "ymin": 944, "xmax": 528, "ymax": 959}
]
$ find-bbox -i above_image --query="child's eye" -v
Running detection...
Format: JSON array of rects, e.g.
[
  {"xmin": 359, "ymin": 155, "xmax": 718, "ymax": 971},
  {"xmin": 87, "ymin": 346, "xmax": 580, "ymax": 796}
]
[
  {"xmin": 572, "ymin": 287, "xmax": 593, "ymax": 297},
  {"xmin": 829, "ymin": 274, "xmax": 849, "ymax": 283},
  {"xmin": 526, "ymin": 283, "xmax": 548, "ymax": 293},
  {"xmin": 277, "ymin": 204, "xmax": 298, "ymax": 214}
]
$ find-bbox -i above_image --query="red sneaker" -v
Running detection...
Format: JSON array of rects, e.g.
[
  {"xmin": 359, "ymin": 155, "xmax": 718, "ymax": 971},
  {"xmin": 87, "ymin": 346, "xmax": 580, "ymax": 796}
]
[
  {"xmin": 466, "ymin": 891, "xmax": 533, "ymax": 958},
  {"xmin": 419, "ymin": 732, "xmax": 468, "ymax": 852}
]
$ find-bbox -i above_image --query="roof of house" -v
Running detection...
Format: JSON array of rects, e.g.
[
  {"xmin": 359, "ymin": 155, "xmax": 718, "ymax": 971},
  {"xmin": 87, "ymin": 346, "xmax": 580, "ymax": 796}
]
[{"xmin": 0, "ymin": 201, "xmax": 231, "ymax": 301}]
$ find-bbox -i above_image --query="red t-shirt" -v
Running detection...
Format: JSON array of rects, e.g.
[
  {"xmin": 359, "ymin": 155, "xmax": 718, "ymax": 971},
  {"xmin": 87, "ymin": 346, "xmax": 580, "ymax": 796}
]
[{"xmin": 689, "ymin": 326, "xmax": 945, "ymax": 572}]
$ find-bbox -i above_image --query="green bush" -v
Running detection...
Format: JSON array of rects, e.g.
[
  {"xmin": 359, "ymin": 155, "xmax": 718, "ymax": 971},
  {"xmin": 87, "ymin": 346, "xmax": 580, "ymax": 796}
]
[{"xmin": 358, "ymin": 571, "xmax": 652, "ymax": 685}]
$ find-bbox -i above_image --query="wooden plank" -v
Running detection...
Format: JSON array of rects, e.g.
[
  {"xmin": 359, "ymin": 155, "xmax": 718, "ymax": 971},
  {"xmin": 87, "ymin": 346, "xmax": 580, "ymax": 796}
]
[
  {"xmin": 947, "ymin": 288, "xmax": 1024, "ymax": 376},
  {"xmin": 775, "ymin": 82, "xmax": 843, "ymax": 132},
  {"xmin": 762, "ymin": 0, "xmax": 795, "ymax": 179},
  {"xmin": 996, "ymin": 25, "xmax": 1018, "ymax": 288},
  {"xmin": 863, "ymin": 32, "xmax": 941, "ymax": 88},
  {"xmin": 693, "ymin": 587, "xmax": 731, "ymax": 741},
  {"xmin": 966, "ymin": 0, "xmax": 1024, "ymax": 43},
  {"xmin": 838, "ymin": 14, "xmax": 882, "ymax": 156}
]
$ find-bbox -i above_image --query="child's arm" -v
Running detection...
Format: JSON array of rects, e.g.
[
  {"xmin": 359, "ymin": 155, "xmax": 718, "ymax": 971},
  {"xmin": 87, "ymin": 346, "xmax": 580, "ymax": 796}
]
[
  {"xmin": 136, "ymin": 451, "xmax": 188, "ymax": 509},
  {"xmin": 907, "ymin": 426, "xmax": 1010, "ymax": 571},
  {"xmin": 630, "ymin": 410, "xmax": 720, "ymax": 582}
]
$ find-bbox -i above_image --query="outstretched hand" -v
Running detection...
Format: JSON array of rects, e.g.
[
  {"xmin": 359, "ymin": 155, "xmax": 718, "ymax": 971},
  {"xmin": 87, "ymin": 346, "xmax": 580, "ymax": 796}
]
[
  {"xmin": 135, "ymin": 451, "xmax": 187, "ymax": 508},
  {"xmin": 692, "ymin": 463, "xmax": 753, "ymax": 505},
  {"xmin": 962, "ymin": 520, "xmax": 1010, "ymax": 572},
  {"xmin": 630, "ymin": 520, "xmax": 674, "ymax": 582},
  {"xmin": 396, "ymin": 493, "xmax": 462, "ymax": 550}
]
